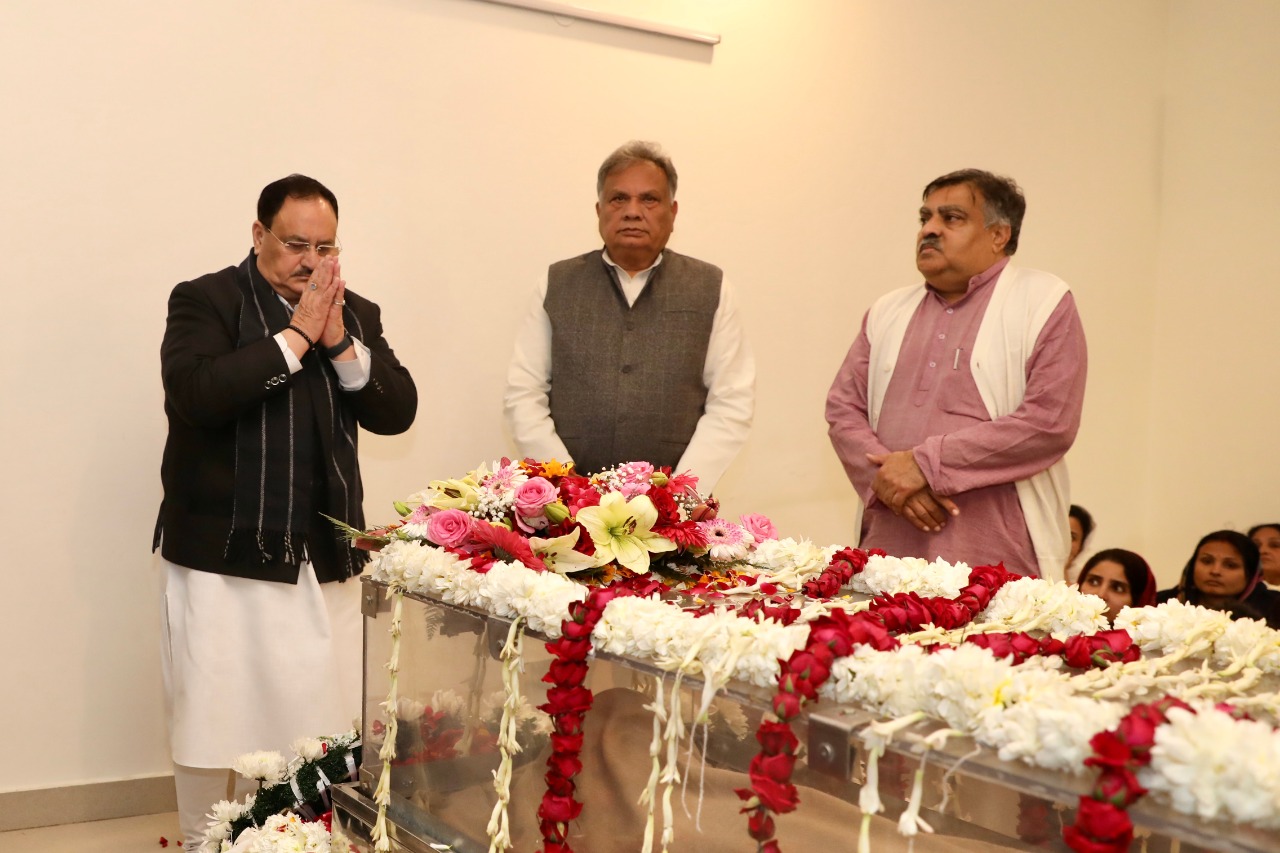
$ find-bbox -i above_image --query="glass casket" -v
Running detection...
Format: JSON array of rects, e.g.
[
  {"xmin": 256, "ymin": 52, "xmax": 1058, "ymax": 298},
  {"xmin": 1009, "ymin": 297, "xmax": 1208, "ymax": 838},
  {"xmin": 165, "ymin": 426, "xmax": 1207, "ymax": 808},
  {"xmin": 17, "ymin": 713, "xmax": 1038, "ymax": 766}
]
[{"xmin": 331, "ymin": 577, "xmax": 1278, "ymax": 853}]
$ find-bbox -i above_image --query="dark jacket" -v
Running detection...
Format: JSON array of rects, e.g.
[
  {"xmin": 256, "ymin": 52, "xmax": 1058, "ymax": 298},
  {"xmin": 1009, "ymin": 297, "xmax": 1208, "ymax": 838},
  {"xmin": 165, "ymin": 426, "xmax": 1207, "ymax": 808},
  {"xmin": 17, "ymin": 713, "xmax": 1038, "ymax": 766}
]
[{"xmin": 155, "ymin": 260, "xmax": 416, "ymax": 583}]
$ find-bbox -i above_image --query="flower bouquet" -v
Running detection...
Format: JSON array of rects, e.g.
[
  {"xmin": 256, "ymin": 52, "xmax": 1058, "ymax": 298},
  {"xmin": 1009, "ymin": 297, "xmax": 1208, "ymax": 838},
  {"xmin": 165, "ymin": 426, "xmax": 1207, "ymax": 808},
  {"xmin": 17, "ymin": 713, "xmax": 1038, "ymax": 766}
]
[{"xmin": 337, "ymin": 458, "xmax": 781, "ymax": 588}]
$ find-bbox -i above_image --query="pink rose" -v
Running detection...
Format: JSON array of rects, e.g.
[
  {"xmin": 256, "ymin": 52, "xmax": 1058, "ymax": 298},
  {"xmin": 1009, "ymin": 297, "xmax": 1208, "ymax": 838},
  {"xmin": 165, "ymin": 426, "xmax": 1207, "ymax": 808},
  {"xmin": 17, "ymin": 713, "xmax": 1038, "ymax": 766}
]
[
  {"xmin": 515, "ymin": 477, "xmax": 559, "ymax": 516},
  {"xmin": 739, "ymin": 513, "xmax": 778, "ymax": 542},
  {"xmin": 426, "ymin": 509, "xmax": 474, "ymax": 548}
]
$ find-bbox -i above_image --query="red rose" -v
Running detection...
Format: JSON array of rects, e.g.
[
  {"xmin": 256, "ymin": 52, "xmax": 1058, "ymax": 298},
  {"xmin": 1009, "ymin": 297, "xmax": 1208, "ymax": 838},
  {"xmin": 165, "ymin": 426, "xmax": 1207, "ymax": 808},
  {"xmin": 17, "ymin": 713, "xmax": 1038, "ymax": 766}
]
[
  {"xmin": 1094, "ymin": 766, "xmax": 1147, "ymax": 807},
  {"xmin": 546, "ymin": 659, "xmax": 589, "ymax": 687},
  {"xmin": 546, "ymin": 752, "xmax": 584, "ymax": 779},
  {"xmin": 968, "ymin": 633, "xmax": 1013, "ymax": 660},
  {"xmin": 747, "ymin": 809, "xmax": 776, "ymax": 840},
  {"xmin": 1009, "ymin": 632, "xmax": 1043, "ymax": 659},
  {"xmin": 1084, "ymin": 731, "xmax": 1133, "ymax": 769},
  {"xmin": 545, "ymin": 636, "xmax": 592, "ymax": 661},
  {"xmin": 1063, "ymin": 635, "xmax": 1096, "ymax": 669},
  {"xmin": 1066, "ymin": 796, "xmax": 1133, "ymax": 848},
  {"xmin": 749, "ymin": 751, "xmax": 796, "ymax": 783},
  {"xmin": 761, "ymin": 842, "xmax": 783, "ymax": 853},
  {"xmin": 847, "ymin": 617, "xmax": 897, "ymax": 651},
  {"xmin": 924, "ymin": 599, "xmax": 971, "ymax": 629},
  {"xmin": 772, "ymin": 691, "xmax": 803, "ymax": 720},
  {"xmin": 647, "ymin": 486, "xmax": 681, "ymax": 526},
  {"xmin": 544, "ymin": 772, "xmax": 575, "ymax": 796},
  {"xmin": 1116, "ymin": 707, "xmax": 1161, "ymax": 756},
  {"xmin": 543, "ymin": 685, "xmax": 594, "ymax": 716},
  {"xmin": 537, "ymin": 793, "xmax": 584, "ymax": 823},
  {"xmin": 785, "ymin": 651, "xmax": 831, "ymax": 686},
  {"xmin": 778, "ymin": 670, "xmax": 819, "ymax": 701},
  {"xmin": 550, "ymin": 732, "xmax": 584, "ymax": 754},
  {"xmin": 751, "ymin": 777, "xmax": 800, "ymax": 813},
  {"xmin": 755, "ymin": 721, "xmax": 799, "ymax": 755}
]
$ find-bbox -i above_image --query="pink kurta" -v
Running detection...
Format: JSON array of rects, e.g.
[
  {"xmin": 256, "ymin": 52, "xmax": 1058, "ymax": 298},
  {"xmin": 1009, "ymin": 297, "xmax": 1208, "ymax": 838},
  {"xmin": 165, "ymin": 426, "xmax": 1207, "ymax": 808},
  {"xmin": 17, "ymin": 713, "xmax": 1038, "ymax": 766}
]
[{"xmin": 826, "ymin": 259, "xmax": 1086, "ymax": 576}]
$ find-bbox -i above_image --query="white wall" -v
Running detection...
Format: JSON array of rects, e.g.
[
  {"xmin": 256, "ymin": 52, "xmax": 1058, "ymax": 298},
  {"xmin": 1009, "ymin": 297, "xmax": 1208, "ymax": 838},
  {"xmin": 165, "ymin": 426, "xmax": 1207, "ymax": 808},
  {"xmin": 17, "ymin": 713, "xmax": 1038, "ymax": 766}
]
[{"xmin": 0, "ymin": 0, "xmax": 1273, "ymax": 793}]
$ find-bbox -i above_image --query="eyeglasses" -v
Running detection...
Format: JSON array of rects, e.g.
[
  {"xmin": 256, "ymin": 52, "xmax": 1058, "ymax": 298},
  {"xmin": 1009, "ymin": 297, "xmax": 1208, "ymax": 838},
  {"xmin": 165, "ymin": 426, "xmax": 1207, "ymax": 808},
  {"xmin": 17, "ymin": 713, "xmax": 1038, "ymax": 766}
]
[{"xmin": 264, "ymin": 226, "xmax": 342, "ymax": 258}]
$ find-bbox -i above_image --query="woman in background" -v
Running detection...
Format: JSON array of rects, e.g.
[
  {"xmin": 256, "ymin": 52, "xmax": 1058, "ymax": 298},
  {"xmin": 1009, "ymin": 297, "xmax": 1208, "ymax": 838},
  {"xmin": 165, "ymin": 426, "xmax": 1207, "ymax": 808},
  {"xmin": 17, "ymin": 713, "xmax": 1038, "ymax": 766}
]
[
  {"xmin": 1248, "ymin": 523, "xmax": 1280, "ymax": 588},
  {"xmin": 1157, "ymin": 530, "xmax": 1279, "ymax": 627},
  {"xmin": 1065, "ymin": 504, "xmax": 1095, "ymax": 584},
  {"xmin": 1076, "ymin": 548, "xmax": 1157, "ymax": 622}
]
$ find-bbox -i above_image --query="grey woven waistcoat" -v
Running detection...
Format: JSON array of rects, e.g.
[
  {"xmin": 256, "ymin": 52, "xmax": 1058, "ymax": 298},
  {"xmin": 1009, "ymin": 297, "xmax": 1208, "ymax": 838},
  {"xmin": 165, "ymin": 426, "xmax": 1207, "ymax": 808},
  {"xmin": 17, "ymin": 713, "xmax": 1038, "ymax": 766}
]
[{"xmin": 545, "ymin": 249, "xmax": 722, "ymax": 475}]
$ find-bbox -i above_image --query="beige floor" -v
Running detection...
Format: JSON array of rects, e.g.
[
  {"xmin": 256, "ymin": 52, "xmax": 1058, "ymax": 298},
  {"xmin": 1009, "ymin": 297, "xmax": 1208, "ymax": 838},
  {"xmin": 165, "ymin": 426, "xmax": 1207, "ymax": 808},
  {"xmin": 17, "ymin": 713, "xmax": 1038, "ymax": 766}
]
[{"xmin": 0, "ymin": 812, "xmax": 183, "ymax": 852}]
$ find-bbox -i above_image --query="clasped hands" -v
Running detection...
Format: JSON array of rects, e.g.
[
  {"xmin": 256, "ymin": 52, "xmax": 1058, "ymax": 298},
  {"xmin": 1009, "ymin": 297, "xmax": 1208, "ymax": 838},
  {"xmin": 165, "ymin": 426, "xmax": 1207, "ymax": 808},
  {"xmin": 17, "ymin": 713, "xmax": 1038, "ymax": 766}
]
[
  {"xmin": 286, "ymin": 257, "xmax": 353, "ymax": 358},
  {"xmin": 865, "ymin": 450, "xmax": 958, "ymax": 533}
]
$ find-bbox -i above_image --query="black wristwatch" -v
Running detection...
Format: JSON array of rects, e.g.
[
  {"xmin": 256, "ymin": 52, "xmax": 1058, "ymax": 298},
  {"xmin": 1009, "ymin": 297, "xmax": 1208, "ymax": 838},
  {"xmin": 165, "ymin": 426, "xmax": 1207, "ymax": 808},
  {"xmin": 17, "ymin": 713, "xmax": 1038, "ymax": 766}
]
[{"xmin": 323, "ymin": 334, "xmax": 354, "ymax": 359}]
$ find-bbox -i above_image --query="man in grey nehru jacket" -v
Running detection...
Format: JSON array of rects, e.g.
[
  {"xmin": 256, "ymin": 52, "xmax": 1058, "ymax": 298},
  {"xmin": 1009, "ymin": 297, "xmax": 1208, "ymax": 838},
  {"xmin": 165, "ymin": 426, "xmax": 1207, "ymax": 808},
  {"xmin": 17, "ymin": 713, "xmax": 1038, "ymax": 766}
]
[{"xmin": 504, "ymin": 141, "xmax": 754, "ymax": 492}]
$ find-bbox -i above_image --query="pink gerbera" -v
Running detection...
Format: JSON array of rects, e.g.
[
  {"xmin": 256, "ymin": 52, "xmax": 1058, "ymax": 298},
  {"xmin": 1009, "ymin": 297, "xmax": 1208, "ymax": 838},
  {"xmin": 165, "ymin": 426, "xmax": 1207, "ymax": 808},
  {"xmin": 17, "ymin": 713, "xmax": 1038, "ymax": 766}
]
[{"xmin": 697, "ymin": 519, "xmax": 753, "ymax": 562}]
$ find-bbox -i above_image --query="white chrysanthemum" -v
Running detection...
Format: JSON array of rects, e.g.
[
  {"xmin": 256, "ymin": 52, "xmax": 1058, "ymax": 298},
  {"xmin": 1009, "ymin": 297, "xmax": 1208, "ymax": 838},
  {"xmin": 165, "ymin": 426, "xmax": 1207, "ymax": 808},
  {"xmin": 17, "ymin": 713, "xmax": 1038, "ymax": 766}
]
[
  {"xmin": 396, "ymin": 522, "xmax": 431, "ymax": 541},
  {"xmin": 974, "ymin": 667, "xmax": 1122, "ymax": 771},
  {"xmin": 852, "ymin": 554, "xmax": 970, "ymax": 599},
  {"xmin": 1143, "ymin": 704, "xmax": 1280, "ymax": 827},
  {"xmin": 231, "ymin": 750, "xmax": 287, "ymax": 784},
  {"xmin": 825, "ymin": 645, "xmax": 932, "ymax": 719},
  {"xmin": 976, "ymin": 577, "xmax": 1109, "ymax": 637},
  {"xmin": 395, "ymin": 696, "xmax": 427, "ymax": 720},
  {"xmin": 290, "ymin": 737, "xmax": 327, "ymax": 762},
  {"xmin": 1114, "ymin": 599, "xmax": 1233, "ymax": 658},
  {"xmin": 228, "ymin": 812, "xmax": 335, "ymax": 852},
  {"xmin": 1210, "ymin": 616, "xmax": 1280, "ymax": 673},
  {"xmin": 742, "ymin": 538, "xmax": 838, "ymax": 590},
  {"xmin": 428, "ymin": 688, "xmax": 467, "ymax": 718}
]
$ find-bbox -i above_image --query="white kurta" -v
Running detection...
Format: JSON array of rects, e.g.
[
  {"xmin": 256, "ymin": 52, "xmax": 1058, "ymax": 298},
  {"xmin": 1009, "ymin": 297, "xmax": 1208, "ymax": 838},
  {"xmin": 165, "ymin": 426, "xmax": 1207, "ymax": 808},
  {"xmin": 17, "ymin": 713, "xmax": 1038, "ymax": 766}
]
[{"xmin": 160, "ymin": 559, "xmax": 363, "ymax": 767}]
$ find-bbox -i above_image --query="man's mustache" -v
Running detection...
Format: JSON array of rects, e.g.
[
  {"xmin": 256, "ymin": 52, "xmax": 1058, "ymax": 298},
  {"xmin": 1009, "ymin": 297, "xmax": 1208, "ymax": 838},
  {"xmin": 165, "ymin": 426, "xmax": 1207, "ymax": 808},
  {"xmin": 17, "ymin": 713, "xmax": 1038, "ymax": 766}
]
[{"xmin": 918, "ymin": 237, "xmax": 941, "ymax": 252}]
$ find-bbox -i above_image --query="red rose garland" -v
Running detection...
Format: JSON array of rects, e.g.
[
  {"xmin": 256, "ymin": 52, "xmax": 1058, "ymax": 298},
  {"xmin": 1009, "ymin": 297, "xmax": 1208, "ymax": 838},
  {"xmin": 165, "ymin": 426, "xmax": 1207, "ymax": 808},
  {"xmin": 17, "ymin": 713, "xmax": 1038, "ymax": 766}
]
[
  {"xmin": 737, "ymin": 554, "xmax": 1019, "ymax": 852},
  {"xmin": 1064, "ymin": 695, "xmax": 1193, "ymax": 853},
  {"xmin": 536, "ymin": 586, "xmax": 624, "ymax": 853}
]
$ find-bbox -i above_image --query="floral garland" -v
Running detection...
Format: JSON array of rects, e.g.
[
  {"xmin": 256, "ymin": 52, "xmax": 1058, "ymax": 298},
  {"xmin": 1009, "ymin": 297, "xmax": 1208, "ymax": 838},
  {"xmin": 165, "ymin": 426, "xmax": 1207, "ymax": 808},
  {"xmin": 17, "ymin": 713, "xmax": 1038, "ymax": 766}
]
[
  {"xmin": 1064, "ymin": 695, "xmax": 1192, "ymax": 852},
  {"xmin": 536, "ymin": 586, "xmax": 621, "ymax": 853},
  {"xmin": 735, "ymin": 560, "xmax": 1018, "ymax": 851}
]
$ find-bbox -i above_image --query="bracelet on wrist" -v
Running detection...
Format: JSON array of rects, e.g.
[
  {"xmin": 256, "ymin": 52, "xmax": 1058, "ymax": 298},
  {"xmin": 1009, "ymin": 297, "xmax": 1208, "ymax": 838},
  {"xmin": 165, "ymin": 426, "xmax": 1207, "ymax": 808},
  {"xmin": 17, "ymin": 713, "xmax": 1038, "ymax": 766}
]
[
  {"xmin": 324, "ymin": 334, "xmax": 354, "ymax": 359},
  {"xmin": 286, "ymin": 324, "xmax": 316, "ymax": 349}
]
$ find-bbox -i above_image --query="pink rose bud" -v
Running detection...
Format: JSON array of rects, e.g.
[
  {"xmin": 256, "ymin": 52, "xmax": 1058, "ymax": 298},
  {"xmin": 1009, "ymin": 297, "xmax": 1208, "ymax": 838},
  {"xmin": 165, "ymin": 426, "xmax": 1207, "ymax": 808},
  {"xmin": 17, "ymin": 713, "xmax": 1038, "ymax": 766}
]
[{"xmin": 426, "ymin": 509, "xmax": 474, "ymax": 548}]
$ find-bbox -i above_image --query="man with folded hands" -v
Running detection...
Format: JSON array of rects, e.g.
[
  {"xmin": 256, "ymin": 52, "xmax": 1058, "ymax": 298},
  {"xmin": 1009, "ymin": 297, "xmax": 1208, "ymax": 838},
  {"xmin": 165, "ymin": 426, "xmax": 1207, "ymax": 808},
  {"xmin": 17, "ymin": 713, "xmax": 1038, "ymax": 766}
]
[{"xmin": 155, "ymin": 174, "xmax": 416, "ymax": 847}]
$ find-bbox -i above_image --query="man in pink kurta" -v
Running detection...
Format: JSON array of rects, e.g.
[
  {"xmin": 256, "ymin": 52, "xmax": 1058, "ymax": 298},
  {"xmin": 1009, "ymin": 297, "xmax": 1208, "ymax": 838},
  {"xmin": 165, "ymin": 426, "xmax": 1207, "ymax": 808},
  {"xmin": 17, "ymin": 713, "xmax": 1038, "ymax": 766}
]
[{"xmin": 826, "ymin": 170, "xmax": 1086, "ymax": 578}]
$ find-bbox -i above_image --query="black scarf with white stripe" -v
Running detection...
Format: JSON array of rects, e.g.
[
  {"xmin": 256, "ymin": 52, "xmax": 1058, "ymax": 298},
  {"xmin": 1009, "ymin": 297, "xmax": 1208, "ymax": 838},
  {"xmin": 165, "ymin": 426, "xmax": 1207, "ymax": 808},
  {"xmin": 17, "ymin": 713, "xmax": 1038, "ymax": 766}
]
[{"xmin": 224, "ymin": 253, "xmax": 366, "ymax": 576}]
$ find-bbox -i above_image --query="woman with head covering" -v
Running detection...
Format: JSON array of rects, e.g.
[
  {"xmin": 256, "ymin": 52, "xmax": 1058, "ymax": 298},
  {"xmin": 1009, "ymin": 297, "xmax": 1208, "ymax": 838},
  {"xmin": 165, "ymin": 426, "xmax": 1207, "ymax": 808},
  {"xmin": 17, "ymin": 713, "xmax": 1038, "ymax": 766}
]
[
  {"xmin": 1076, "ymin": 548, "xmax": 1157, "ymax": 622},
  {"xmin": 1156, "ymin": 530, "xmax": 1280, "ymax": 628},
  {"xmin": 1248, "ymin": 523, "xmax": 1280, "ymax": 588},
  {"xmin": 1064, "ymin": 504, "xmax": 1095, "ymax": 584}
]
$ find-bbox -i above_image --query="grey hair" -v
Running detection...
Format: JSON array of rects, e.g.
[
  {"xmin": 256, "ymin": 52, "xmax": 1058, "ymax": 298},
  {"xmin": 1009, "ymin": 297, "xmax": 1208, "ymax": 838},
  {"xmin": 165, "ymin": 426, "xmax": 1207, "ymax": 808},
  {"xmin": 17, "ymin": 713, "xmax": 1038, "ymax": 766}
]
[
  {"xmin": 923, "ymin": 168, "xmax": 1026, "ymax": 254},
  {"xmin": 596, "ymin": 141, "xmax": 678, "ymax": 198}
]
